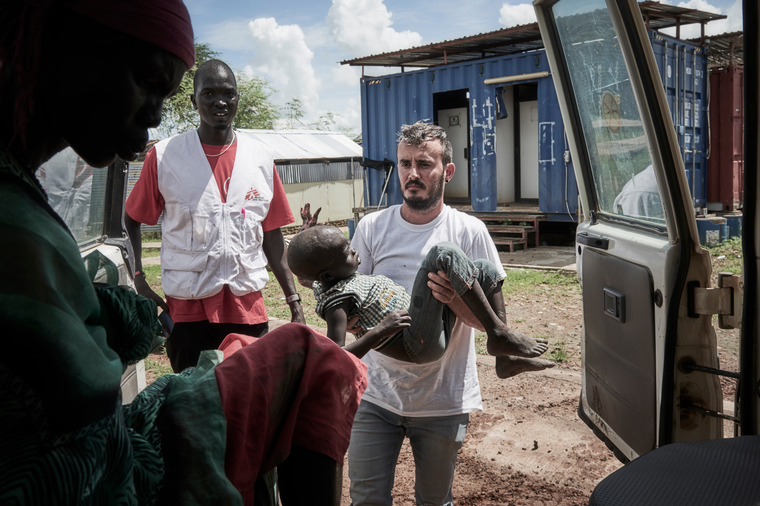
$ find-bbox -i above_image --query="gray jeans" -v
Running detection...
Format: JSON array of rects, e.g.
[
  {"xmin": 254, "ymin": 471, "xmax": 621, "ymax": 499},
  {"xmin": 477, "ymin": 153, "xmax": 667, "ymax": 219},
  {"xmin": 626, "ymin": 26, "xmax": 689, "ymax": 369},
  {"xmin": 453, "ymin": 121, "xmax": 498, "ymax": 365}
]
[{"xmin": 402, "ymin": 242, "xmax": 502, "ymax": 364}]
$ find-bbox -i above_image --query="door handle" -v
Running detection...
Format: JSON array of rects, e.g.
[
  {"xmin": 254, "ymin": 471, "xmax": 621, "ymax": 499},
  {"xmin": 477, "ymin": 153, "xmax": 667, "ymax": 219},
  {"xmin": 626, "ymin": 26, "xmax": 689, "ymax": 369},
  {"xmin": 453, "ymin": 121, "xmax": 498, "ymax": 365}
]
[{"xmin": 577, "ymin": 232, "xmax": 609, "ymax": 250}]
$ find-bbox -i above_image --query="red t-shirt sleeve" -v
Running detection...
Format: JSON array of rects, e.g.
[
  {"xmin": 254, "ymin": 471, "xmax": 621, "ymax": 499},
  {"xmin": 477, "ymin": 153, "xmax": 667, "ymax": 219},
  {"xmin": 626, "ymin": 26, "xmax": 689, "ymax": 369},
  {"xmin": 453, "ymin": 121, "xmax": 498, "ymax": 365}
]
[
  {"xmin": 261, "ymin": 166, "xmax": 295, "ymax": 232},
  {"xmin": 125, "ymin": 147, "xmax": 164, "ymax": 225}
]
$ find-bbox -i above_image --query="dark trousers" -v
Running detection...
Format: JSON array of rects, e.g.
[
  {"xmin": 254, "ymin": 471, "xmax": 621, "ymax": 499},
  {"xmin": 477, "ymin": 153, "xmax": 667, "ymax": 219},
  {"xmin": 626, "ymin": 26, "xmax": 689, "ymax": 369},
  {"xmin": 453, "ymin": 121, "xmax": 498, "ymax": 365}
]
[{"xmin": 166, "ymin": 320, "xmax": 269, "ymax": 373}]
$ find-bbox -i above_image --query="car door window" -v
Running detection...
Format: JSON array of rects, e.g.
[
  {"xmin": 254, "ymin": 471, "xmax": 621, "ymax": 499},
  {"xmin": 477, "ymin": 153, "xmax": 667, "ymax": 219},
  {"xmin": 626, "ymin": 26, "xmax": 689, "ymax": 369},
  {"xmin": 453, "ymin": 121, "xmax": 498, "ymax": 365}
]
[
  {"xmin": 553, "ymin": 0, "xmax": 665, "ymax": 226},
  {"xmin": 36, "ymin": 148, "xmax": 106, "ymax": 244}
]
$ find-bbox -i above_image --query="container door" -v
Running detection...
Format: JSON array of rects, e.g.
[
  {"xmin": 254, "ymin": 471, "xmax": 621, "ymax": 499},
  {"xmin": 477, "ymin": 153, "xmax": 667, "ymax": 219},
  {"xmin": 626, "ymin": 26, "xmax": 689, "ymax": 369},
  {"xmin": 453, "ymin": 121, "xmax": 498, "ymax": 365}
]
[{"xmin": 535, "ymin": 0, "xmax": 722, "ymax": 462}]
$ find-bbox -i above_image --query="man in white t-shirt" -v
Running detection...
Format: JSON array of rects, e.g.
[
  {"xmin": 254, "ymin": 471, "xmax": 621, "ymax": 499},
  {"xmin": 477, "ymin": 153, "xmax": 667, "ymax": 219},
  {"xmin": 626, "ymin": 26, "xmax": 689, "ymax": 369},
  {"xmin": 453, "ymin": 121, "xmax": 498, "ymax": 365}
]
[{"xmin": 347, "ymin": 121, "xmax": 553, "ymax": 505}]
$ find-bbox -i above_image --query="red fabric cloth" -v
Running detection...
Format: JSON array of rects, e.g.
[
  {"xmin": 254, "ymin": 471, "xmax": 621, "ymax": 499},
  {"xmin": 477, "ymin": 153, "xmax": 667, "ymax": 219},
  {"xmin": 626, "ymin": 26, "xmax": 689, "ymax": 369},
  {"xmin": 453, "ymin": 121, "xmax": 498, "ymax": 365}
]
[
  {"xmin": 64, "ymin": 0, "xmax": 195, "ymax": 69},
  {"xmin": 125, "ymin": 142, "xmax": 295, "ymax": 324},
  {"xmin": 215, "ymin": 324, "xmax": 368, "ymax": 504}
]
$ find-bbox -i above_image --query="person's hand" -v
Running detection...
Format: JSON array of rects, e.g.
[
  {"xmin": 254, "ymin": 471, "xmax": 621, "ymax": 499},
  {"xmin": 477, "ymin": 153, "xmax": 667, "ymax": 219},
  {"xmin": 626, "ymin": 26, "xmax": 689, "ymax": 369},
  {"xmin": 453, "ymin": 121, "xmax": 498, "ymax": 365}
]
[
  {"xmin": 345, "ymin": 315, "xmax": 362, "ymax": 335},
  {"xmin": 373, "ymin": 310, "xmax": 411, "ymax": 339},
  {"xmin": 427, "ymin": 270, "xmax": 457, "ymax": 304},
  {"xmin": 134, "ymin": 273, "xmax": 171, "ymax": 315},
  {"xmin": 300, "ymin": 203, "xmax": 322, "ymax": 231}
]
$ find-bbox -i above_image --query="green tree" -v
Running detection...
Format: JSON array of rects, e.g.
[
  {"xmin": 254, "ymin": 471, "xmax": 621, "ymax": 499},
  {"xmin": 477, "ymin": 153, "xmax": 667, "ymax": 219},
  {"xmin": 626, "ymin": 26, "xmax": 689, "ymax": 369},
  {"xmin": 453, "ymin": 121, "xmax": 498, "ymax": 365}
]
[
  {"xmin": 159, "ymin": 42, "xmax": 280, "ymax": 134},
  {"xmin": 233, "ymin": 74, "xmax": 279, "ymax": 130},
  {"xmin": 283, "ymin": 98, "xmax": 305, "ymax": 129},
  {"xmin": 309, "ymin": 111, "xmax": 337, "ymax": 131},
  {"xmin": 159, "ymin": 42, "xmax": 219, "ymax": 136}
]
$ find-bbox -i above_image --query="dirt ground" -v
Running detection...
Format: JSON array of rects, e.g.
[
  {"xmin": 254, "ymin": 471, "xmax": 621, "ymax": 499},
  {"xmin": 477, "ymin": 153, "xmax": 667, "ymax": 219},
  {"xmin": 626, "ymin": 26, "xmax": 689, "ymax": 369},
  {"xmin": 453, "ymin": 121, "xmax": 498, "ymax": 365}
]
[{"xmin": 145, "ymin": 255, "xmax": 741, "ymax": 505}]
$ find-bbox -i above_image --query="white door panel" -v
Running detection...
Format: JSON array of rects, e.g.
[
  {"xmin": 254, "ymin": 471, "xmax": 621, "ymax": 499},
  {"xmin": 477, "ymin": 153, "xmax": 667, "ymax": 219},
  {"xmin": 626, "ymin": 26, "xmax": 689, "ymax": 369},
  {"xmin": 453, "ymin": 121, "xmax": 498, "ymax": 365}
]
[
  {"xmin": 439, "ymin": 107, "xmax": 469, "ymax": 199},
  {"xmin": 519, "ymin": 101, "xmax": 539, "ymax": 199}
]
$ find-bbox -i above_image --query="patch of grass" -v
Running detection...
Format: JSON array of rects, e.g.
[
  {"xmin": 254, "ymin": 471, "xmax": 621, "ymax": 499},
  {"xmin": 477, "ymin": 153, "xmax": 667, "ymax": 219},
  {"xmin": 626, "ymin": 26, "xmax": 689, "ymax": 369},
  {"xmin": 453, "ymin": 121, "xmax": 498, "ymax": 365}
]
[
  {"xmin": 502, "ymin": 269, "xmax": 580, "ymax": 296},
  {"xmin": 143, "ymin": 264, "xmax": 164, "ymax": 298},
  {"xmin": 261, "ymin": 272, "xmax": 323, "ymax": 328},
  {"xmin": 474, "ymin": 332, "xmax": 487, "ymax": 355},
  {"xmin": 141, "ymin": 231, "xmax": 162, "ymax": 242},
  {"xmin": 548, "ymin": 340, "xmax": 570, "ymax": 363},
  {"xmin": 145, "ymin": 355, "xmax": 173, "ymax": 379},
  {"xmin": 705, "ymin": 237, "xmax": 743, "ymax": 276},
  {"xmin": 513, "ymin": 317, "xmax": 525, "ymax": 323},
  {"xmin": 142, "ymin": 247, "xmax": 160, "ymax": 258}
]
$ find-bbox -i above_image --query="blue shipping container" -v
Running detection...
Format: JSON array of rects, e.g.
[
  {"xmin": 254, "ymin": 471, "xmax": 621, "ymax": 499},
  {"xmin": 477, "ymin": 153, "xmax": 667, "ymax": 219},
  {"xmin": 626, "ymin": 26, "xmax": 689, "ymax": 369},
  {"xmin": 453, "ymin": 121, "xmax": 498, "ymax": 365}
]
[
  {"xmin": 649, "ymin": 32, "xmax": 709, "ymax": 207},
  {"xmin": 360, "ymin": 30, "xmax": 707, "ymax": 219}
]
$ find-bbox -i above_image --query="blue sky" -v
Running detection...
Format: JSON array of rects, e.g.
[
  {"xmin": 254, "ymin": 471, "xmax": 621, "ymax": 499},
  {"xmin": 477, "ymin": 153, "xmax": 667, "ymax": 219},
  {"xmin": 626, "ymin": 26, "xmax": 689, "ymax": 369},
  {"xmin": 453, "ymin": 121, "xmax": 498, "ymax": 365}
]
[{"xmin": 183, "ymin": 0, "xmax": 743, "ymax": 134}]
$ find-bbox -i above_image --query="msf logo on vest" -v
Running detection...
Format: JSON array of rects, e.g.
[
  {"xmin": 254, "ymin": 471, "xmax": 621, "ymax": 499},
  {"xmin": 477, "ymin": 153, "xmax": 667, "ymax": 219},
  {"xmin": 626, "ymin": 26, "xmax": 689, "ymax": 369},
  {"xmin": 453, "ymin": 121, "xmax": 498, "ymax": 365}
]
[{"xmin": 245, "ymin": 187, "xmax": 266, "ymax": 202}]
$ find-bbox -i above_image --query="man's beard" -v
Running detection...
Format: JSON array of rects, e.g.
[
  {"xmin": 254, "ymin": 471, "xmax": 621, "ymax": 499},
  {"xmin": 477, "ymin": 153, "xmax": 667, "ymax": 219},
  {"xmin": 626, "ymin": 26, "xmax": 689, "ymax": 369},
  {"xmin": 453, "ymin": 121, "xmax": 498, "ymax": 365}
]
[{"xmin": 403, "ymin": 173, "xmax": 445, "ymax": 212}]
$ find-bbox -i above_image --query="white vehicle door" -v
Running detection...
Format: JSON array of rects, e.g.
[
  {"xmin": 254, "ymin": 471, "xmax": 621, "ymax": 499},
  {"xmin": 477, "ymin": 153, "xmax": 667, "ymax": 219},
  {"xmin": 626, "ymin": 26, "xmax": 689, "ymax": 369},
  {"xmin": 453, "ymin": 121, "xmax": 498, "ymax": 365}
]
[
  {"xmin": 38, "ymin": 149, "xmax": 146, "ymax": 403},
  {"xmin": 534, "ymin": 0, "xmax": 725, "ymax": 462}
]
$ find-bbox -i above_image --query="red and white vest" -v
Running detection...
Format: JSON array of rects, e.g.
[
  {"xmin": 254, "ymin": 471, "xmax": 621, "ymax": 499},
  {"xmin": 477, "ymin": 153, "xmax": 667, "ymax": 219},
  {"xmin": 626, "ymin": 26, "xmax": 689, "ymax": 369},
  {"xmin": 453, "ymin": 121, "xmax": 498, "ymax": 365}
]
[{"xmin": 156, "ymin": 130, "xmax": 274, "ymax": 299}]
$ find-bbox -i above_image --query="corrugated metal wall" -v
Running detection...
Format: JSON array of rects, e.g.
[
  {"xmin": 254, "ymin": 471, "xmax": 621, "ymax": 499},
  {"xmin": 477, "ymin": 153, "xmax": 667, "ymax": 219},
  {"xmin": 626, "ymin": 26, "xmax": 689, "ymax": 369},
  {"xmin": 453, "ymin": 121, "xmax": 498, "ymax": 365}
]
[
  {"xmin": 361, "ymin": 31, "xmax": 708, "ymax": 219},
  {"xmin": 277, "ymin": 160, "xmax": 363, "ymax": 184}
]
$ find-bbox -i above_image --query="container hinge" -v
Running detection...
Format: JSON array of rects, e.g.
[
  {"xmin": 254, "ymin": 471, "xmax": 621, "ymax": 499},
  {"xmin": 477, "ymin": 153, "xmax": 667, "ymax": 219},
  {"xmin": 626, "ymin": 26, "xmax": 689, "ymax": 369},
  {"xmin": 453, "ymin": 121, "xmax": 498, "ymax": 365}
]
[{"xmin": 690, "ymin": 273, "xmax": 743, "ymax": 329}]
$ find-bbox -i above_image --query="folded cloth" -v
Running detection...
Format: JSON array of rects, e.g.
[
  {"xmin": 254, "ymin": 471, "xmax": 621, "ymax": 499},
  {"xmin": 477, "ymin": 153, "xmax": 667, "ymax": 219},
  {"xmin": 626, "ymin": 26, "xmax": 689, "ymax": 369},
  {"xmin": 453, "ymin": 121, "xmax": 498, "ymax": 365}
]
[{"xmin": 215, "ymin": 323, "xmax": 368, "ymax": 504}]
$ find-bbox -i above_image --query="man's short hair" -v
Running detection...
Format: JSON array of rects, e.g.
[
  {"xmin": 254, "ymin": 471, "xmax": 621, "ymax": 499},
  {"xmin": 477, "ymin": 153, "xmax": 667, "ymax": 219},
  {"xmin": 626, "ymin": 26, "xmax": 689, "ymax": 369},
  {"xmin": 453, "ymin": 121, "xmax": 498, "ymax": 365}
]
[
  {"xmin": 397, "ymin": 121, "xmax": 453, "ymax": 167},
  {"xmin": 193, "ymin": 59, "xmax": 236, "ymax": 91}
]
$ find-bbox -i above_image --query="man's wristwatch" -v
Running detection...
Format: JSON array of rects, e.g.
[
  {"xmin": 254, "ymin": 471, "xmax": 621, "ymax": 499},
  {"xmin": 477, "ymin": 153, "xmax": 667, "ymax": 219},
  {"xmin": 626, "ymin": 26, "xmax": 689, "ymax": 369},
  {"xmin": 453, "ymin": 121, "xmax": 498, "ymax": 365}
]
[{"xmin": 285, "ymin": 293, "xmax": 301, "ymax": 304}]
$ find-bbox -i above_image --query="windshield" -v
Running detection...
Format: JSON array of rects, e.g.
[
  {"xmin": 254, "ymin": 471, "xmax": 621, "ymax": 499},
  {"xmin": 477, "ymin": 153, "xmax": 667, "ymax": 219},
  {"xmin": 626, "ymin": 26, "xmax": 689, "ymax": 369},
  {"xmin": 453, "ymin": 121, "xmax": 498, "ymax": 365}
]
[
  {"xmin": 36, "ymin": 148, "xmax": 107, "ymax": 245},
  {"xmin": 552, "ymin": 0, "xmax": 665, "ymax": 226}
]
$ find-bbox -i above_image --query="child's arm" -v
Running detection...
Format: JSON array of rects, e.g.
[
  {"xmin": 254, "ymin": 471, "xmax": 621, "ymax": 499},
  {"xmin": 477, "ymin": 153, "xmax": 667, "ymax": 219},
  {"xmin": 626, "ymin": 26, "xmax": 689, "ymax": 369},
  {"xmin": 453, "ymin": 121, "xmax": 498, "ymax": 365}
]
[
  {"xmin": 323, "ymin": 300, "xmax": 354, "ymax": 346},
  {"xmin": 343, "ymin": 310, "xmax": 411, "ymax": 358}
]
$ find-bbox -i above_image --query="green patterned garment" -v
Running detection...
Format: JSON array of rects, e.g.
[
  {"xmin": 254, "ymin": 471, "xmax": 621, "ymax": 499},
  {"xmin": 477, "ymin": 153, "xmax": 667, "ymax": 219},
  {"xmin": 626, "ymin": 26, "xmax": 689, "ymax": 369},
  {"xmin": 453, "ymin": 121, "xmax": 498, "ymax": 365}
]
[
  {"xmin": 0, "ymin": 149, "xmax": 239, "ymax": 505},
  {"xmin": 313, "ymin": 273, "xmax": 411, "ymax": 338}
]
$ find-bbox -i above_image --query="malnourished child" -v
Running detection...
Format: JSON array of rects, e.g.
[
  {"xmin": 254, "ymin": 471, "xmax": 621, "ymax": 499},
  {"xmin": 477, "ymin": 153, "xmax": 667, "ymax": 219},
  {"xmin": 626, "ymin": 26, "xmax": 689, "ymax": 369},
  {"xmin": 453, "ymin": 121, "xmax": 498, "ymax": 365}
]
[{"xmin": 287, "ymin": 226, "xmax": 548, "ymax": 363}]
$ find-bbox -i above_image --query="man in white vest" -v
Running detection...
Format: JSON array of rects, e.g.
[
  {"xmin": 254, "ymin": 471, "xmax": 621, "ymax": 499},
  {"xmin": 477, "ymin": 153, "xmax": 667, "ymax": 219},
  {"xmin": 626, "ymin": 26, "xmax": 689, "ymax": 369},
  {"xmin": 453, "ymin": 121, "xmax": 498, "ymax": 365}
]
[{"xmin": 126, "ymin": 59, "xmax": 305, "ymax": 372}]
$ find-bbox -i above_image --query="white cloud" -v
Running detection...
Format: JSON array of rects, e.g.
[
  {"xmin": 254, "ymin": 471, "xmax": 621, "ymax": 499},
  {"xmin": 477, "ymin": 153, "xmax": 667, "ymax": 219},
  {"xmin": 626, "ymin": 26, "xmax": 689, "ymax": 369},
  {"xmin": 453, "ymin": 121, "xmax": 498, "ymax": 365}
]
[
  {"xmin": 327, "ymin": 0, "xmax": 424, "ymax": 57},
  {"xmin": 206, "ymin": 20, "xmax": 252, "ymax": 53},
  {"xmin": 723, "ymin": 0, "xmax": 743, "ymax": 32},
  {"xmin": 246, "ymin": 18, "xmax": 321, "ymax": 113},
  {"xmin": 332, "ymin": 64, "xmax": 361, "ymax": 88},
  {"xmin": 658, "ymin": 0, "xmax": 742, "ymax": 39},
  {"xmin": 499, "ymin": 3, "xmax": 537, "ymax": 28}
]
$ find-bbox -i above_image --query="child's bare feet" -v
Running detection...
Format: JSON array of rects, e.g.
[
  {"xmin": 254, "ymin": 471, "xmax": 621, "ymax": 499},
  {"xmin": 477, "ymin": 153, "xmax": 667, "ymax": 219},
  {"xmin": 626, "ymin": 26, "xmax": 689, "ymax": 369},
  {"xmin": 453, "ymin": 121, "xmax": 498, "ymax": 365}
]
[
  {"xmin": 486, "ymin": 329, "xmax": 548, "ymax": 358},
  {"xmin": 495, "ymin": 356, "xmax": 555, "ymax": 379}
]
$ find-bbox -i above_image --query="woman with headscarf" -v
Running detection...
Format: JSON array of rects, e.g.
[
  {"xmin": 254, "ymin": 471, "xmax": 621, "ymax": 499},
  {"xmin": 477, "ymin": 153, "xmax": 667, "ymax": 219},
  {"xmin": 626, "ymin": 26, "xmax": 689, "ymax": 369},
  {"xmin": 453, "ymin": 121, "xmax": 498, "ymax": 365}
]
[{"xmin": 0, "ymin": 2, "xmax": 366, "ymax": 504}]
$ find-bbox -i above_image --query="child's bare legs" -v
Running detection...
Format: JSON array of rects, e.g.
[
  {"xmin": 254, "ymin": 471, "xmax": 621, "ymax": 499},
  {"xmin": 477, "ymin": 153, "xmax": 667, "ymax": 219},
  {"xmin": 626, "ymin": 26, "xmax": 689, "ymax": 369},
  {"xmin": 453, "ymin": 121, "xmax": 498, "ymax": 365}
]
[
  {"xmin": 459, "ymin": 279, "xmax": 548, "ymax": 358},
  {"xmin": 485, "ymin": 282, "xmax": 555, "ymax": 379}
]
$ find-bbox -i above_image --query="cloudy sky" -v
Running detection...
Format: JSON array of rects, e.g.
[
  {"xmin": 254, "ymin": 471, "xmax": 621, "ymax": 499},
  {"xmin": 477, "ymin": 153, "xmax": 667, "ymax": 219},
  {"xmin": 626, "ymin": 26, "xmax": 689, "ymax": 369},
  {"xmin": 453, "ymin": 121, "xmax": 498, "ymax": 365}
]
[{"xmin": 184, "ymin": 0, "xmax": 743, "ymax": 134}]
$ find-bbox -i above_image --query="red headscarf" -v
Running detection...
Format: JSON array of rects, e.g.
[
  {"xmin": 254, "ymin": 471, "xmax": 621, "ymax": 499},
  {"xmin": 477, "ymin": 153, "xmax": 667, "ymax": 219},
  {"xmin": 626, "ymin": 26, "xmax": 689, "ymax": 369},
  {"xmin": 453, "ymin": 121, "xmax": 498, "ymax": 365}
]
[
  {"xmin": 0, "ymin": 0, "xmax": 195, "ymax": 146},
  {"xmin": 64, "ymin": 0, "xmax": 195, "ymax": 70}
]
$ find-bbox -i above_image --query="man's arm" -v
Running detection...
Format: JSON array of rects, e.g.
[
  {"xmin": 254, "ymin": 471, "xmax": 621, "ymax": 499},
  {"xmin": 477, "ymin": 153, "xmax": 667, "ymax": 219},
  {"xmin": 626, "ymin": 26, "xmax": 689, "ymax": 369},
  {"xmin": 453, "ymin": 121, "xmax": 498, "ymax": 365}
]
[
  {"xmin": 125, "ymin": 212, "xmax": 170, "ymax": 314},
  {"xmin": 427, "ymin": 270, "xmax": 484, "ymax": 331},
  {"xmin": 262, "ymin": 227, "xmax": 305, "ymax": 324}
]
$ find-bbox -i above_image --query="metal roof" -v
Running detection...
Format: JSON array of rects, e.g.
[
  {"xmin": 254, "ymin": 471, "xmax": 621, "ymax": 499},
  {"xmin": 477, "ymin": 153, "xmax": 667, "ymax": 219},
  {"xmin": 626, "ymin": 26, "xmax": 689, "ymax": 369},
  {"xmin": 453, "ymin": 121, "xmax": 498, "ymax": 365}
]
[
  {"xmin": 689, "ymin": 31, "xmax": 744, "ymax": 68},
  {"xmin": 341, "ymin": 23, "xmax": 545, "ymax": 69},
  {"xmin": 341, "ymin": 1, "xmax": 727, "ymax": 70},
  {"xmin": 237, "ymin": 129, "xmax": 362, "ymax": 162},
  {"xmin": 639, "ymin": 1, "xmax": 727, "ymax": 37}
]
